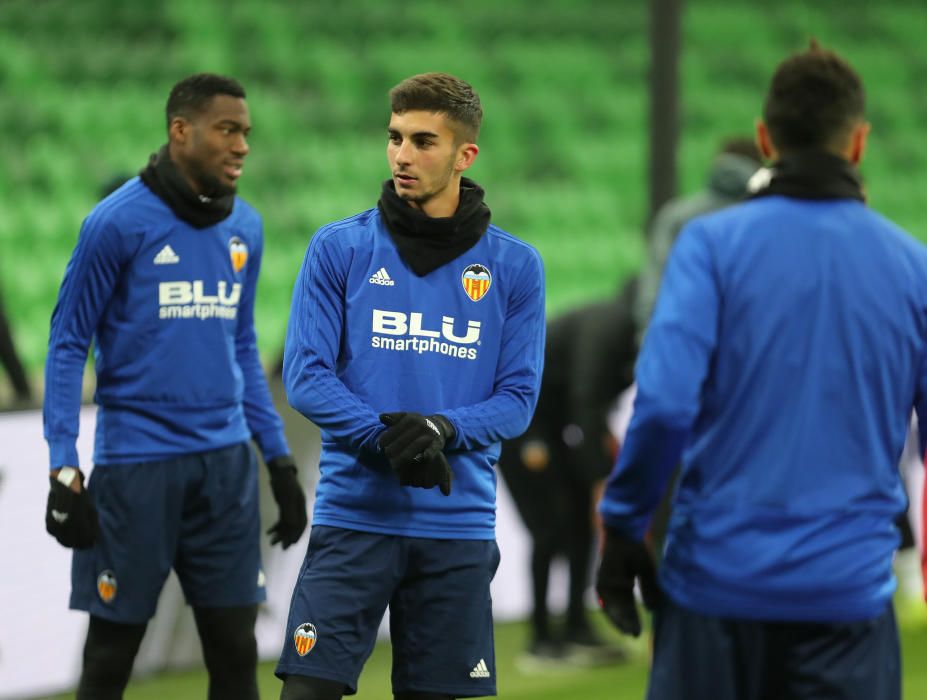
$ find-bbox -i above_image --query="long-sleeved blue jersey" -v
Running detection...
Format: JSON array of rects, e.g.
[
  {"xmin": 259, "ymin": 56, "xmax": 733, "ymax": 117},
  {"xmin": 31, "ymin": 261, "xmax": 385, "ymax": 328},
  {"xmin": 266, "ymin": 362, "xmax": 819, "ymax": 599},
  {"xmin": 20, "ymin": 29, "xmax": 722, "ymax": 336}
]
[
  {"xmin": 600, "ymin": 195, "xmax": 927, "ymax": 622},
  {"xmin": 284, "ymin": 208, "xmax": 545, "ymax": 539},
  {"xmin": 44, "ymin": 177, "xmax": 289, "ymax": 468}
]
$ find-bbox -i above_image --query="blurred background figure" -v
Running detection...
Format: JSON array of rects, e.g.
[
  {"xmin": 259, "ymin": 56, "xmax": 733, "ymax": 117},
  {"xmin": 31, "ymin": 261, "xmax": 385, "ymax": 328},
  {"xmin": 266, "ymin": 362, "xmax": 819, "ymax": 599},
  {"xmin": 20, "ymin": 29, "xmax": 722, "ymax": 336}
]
[
  {"xmin": 0, "ymin": 288, "xmax": 32, "ymax": 407},
  {"xmin": 497, "ymin": 278, "xmax": 638, "ymax": 667},
  {"xmin": 634, "ymin": 137, "xmax": 762, "ymax": 335}
]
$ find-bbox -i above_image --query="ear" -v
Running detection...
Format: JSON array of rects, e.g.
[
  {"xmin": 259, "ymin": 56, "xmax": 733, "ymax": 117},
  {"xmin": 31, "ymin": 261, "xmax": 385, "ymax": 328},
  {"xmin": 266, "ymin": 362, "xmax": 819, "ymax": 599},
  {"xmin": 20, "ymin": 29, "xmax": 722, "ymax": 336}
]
[
  {"xmin": 168, "ymin": 117, "xmax": 190, "ymax": 146},
  {"xmin": 755, "ymin": 119, "xmax": 777, "ymax": 162},
  {"xmin": 846, "ymin": 121, "xmax": 870, "ymax": 166},
  {"xmin": 454, "ymin": 142, "xmax": 479, "ymax": 174}
]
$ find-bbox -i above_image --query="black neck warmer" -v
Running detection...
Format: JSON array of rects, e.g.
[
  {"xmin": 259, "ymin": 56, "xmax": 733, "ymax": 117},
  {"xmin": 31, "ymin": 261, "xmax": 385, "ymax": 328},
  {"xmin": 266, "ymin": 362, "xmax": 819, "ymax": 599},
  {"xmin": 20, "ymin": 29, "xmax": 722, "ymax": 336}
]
[
  {"xmin": 377, "ymin": 177, "xmax": 491, "ymax": 276},
  {"xmin": 139, "ymin": 145, "xmax": 235, "ymax": 228},
  {"xmin": 751, "ymin": 150, "xmax": 865, "ymax": 203}
]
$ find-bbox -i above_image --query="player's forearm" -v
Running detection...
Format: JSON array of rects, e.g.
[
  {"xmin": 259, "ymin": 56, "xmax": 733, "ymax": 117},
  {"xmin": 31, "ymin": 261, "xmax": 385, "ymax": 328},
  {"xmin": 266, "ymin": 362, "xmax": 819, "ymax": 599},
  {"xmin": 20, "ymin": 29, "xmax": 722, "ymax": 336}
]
[
  {"xmin": 599, "ymin": 415, "xmax": 689, "ymax": 539},
  {"xmin": 44, "ymin": 344, "xmax": 89, "ymax": 468},
  {"xmin": 236, "ymin": 338, "xmax": 289, "ymax": 460},
  {"xmin": 442, "ymin": 386, "xmax": 537, "ymax": 450},
  {"xmin": 285, "ymin": 366, "xmax": 383, "ymax": 452}
]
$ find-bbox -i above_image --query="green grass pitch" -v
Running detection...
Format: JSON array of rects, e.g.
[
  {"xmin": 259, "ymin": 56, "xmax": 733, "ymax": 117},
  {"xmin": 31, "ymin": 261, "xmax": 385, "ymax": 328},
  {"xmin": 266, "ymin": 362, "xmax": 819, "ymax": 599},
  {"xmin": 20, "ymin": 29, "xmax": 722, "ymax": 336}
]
[{"xmin": 40, "ymin": 601, "xmax": 927, "ymax": 699}]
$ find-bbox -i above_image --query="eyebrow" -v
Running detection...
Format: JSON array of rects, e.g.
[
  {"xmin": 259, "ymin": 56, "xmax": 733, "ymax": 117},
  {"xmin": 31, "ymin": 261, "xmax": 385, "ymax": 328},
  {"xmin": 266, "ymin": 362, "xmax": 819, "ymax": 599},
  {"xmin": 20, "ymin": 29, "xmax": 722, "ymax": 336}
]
[
  {"xmin": 217, "ymin": 119, "xmax": 251, "ymax": 130},
  {"xmin": 388, "ymin": 127, "xmax": 440, "ymax": 139}
]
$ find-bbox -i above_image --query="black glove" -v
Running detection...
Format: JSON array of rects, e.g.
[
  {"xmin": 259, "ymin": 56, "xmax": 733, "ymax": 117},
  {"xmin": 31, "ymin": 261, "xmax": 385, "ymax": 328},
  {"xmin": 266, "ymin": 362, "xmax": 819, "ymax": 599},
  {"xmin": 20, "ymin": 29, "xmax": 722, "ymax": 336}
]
[
  {"xmin": 46, "ymin": 469, "xmax": 98, "ymax": 549},
  {"xmin": 378, "ymin": 412, "xmax": 455, "ymax": 464},
  {"xmin": 380, "ymin": 413, "xmax": 455, "ymax": 496},
  {"xmin": 266, "ymin": 455, "xmax": 308, "ymax": 549},
  {"xmin": 596, "ymin": 526, "xmax": 661, "ymax": 637},
  {"xmin": 396, "ymin": 450, "xmax": 454, "ymax": 496}
]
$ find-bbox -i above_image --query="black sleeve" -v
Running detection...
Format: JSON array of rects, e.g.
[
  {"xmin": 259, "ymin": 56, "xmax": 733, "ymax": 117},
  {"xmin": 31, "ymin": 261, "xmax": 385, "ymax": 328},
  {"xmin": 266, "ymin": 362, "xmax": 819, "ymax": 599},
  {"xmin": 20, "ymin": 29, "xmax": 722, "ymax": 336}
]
[
  {"xmin": 0, "ymin": 292, "xmax": 31, "ymax": 400},
  {"xmin": 567, "ymin": 280, "xmax": 639, "ymax": 485}
]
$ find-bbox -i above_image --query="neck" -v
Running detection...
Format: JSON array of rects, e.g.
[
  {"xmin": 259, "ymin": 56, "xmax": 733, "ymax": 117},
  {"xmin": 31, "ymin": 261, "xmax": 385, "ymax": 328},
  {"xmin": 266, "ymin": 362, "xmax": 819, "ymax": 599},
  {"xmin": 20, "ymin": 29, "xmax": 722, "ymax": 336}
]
[
  {"xmin": 167, "ymin": 143, "xmax": 203, "ymax": 195},
  {"xmin": 776, "ymin": 144, "xmax": 853, "ymax": 165}
]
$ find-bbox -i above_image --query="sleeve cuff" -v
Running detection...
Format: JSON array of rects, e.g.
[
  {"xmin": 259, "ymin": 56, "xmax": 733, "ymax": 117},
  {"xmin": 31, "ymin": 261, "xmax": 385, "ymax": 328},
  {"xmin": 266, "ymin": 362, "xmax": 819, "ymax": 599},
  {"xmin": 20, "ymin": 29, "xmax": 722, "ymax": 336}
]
[
  {"xmin": 254, "ymin": 430, "xmax": 290, "ymax": 463},
  {"xmin": 48, "ymin": 440, "xmax": 80, "ymax": 470}
]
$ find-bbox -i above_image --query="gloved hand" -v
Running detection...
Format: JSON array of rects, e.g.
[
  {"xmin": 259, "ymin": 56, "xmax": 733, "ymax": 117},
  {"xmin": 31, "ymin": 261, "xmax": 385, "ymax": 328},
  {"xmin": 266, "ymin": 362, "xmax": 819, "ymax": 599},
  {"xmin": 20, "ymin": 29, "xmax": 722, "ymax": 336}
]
[
  {"xmin": 266, "ymin": 455, "xmax": 308, "ymax": 549},
  {"xmin": 596, "ymin": 526, "xmax": 661, "ymax": 637},
  {"xmin": 46, "ymin": 468, "xmax": 98, "ymax": 549},
  {"xmin": 396, "ymin": 450, "xmax": 454, "ymax": 496},
  {"xmin": 378, "ymin": 412, "xmax": 455, "ymax": 464},
  {"xmin": 380, "ymin": 413, "xmax": 455, "ymax": 496}
]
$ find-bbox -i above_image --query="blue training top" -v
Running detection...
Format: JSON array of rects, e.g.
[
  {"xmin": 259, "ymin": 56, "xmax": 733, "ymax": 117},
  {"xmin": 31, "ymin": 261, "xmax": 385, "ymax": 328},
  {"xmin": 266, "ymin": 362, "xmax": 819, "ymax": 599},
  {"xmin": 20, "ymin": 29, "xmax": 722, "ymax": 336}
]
[
  {"xmin": 44, "ymin": 177, "xmax": 289, "ymax": 468},
  {"xmin": 600, "ymin": 195, "xmax": 927, "ymax": 622},
  {"xmin": 284, "ymin": 207, "xmax": 545, "ymax": 539}
]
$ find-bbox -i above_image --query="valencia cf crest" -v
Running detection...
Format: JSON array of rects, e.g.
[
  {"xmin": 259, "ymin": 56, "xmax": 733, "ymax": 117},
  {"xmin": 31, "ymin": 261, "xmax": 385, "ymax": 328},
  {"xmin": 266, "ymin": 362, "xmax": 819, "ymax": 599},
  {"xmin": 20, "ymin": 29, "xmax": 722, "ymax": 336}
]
[
  {"xmin": 229, "ymin": 236, "xmax": 248, "ymax": 272},
  {"xmin": 294, "ymin": 622, "xmax": 318, "ymax": 656},
  {"xmin": 461, "ymin": 264, "xmax": 492, "ymax": 302},
  {"xmin": 97, "ymin": 570, "xmax": 117, "ymax": 604}
]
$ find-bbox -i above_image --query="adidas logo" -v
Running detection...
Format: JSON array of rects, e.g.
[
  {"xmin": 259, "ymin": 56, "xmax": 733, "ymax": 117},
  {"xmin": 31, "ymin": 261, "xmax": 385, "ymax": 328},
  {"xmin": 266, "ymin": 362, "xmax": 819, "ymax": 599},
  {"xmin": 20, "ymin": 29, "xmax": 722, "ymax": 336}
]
[
  {"xmin": 51, "ymin": 509, "xmax": 69, "ymax": 524},
  {"xmin": 154, "ymin": 245, "xmax": 180, "ymax": 265},
  {"xmin": 469, "ymin": 658, "xmax": 491, "ymax": 679},
  {"xmin": 369, "ymin": 267, "xmax": 395, "ymax": 286}
]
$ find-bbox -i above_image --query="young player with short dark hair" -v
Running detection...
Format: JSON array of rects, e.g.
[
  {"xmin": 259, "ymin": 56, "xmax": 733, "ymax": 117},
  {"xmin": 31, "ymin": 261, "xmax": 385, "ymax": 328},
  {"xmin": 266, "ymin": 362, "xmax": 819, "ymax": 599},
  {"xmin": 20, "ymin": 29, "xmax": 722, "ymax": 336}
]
[
  {"xmin": 597, "ymin": 43, "xmax": 921, "ymax": 700},
  {"xmin": 276, "ymin": 72, "xmax": 545, "ymax": 700}
]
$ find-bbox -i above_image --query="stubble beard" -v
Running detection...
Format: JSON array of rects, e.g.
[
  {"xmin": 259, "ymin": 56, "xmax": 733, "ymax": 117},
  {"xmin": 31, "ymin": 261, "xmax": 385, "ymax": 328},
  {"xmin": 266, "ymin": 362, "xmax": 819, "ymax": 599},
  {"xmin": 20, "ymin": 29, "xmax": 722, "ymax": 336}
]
[
  {"xmin": 399, "ymin": 158, "xmax": 456, "ymax": 208},
  {"xmin": 187, "ymin": 160, "xmax": 237, "ymax": 199}
]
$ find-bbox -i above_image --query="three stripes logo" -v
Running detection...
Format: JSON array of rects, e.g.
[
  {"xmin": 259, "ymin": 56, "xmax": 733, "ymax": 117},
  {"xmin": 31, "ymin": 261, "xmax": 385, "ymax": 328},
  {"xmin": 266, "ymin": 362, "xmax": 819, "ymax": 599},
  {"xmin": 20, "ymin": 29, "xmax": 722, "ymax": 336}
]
[
  {"xmin": 469, "ymin": 658, "xmax": 491, "ymax": 679},
  {"xmin": 153, "ymin": 244, "xmax": 180, "ymax": 265},
  {"xmin": 369, "ymin": 267, "xmax": 395, "ymax": 286},
  {"xmin": 293, "ymin": 622, "xmax": 318, "ymax": 656},
  {"xmin": 461, "ymin": 264, "xmax": 491, "ymax": 302}
]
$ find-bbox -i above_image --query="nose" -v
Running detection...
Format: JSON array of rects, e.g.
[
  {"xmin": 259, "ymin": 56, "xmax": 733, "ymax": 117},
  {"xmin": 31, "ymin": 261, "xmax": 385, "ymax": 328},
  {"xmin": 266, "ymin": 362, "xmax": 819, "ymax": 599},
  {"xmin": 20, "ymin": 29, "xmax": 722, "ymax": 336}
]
[
  {"xmin": 232, "ymin": 132, "xmax": 249, "ymax": 157},
  {"xmin": 393, "ymin": 138, "xmax": 412, "ymax": 166}
]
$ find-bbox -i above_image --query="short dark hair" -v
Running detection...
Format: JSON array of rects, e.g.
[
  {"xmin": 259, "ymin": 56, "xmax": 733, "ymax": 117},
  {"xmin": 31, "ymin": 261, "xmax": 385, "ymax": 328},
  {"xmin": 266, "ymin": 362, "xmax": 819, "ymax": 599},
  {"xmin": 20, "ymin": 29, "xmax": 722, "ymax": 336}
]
[
  {"xmin": 389, "ymin": 72, "xmax": 483, "ymax": 143},
  {"xmin": 763, "ymin": 42, "xmax": 864, "ymax": 153},
  {"xmin": 165, "ymin": 73, "xmax": 246, "ymax": 131}
]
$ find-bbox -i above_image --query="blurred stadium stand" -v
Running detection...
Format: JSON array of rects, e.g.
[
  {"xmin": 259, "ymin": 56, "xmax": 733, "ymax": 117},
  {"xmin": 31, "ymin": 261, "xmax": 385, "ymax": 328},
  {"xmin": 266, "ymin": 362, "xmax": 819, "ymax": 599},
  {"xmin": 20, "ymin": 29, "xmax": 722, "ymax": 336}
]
[{"xmin": 1, "ymin": 0, "xmax": 925, "ymax": 379}]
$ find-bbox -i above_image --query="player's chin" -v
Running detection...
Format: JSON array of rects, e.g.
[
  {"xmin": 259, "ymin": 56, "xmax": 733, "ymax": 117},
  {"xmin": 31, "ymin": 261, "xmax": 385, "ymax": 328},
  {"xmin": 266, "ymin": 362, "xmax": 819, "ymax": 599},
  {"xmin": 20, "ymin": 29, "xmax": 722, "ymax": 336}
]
[{"xmin": 215, "ymin": 176, "xmax": 239, "ymax": 196}]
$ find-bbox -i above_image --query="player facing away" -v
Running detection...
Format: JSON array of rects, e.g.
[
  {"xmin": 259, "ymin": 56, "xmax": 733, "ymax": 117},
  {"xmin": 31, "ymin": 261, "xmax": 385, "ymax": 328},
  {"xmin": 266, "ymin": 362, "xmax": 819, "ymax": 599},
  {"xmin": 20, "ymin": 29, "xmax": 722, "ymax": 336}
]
[
  {"xmin": 596, "ymin": 43, "xmax": 927, "ymax": 700},
  {"xmin": 276, "ymin": 73, "xmax": 545, "ymax": 700},
  {"xmin": 43, "ymin": 73, "xmax": 308, "ymax": 700}
]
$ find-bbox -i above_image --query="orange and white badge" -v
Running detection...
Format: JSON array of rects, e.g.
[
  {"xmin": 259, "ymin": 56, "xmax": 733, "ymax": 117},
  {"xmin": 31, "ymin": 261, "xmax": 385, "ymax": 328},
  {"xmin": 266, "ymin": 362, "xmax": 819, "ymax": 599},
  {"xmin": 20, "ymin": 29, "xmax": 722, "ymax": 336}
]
[
  {"xmin": 229, "ymin": 236, "xmax": 248, "ymax": 272},
  {"xmin": 294, "ymin": 622, "xmax": 318, "ymax": 656},
  {"xmin": 462, "ymin": 263, "xmax": 492, "ymax": 302},
  {"xmin": 97, "ymin": 570, "xmax": 117, "ymax": 604}
]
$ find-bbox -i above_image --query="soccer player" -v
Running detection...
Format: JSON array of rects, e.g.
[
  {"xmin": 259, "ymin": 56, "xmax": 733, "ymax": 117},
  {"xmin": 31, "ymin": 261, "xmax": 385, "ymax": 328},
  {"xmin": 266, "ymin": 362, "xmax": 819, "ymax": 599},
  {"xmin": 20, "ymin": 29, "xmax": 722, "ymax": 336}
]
[
  {"xmin": 276, "ymin": 73, "xmax": 545, "ymax": 700},
  {"xmin": 43, "ymin": 73, "xmax": 308, "ymax": 700},
  {"xmin": 596, "ymin": 44, "xmax": 925, "ymax": 700}
]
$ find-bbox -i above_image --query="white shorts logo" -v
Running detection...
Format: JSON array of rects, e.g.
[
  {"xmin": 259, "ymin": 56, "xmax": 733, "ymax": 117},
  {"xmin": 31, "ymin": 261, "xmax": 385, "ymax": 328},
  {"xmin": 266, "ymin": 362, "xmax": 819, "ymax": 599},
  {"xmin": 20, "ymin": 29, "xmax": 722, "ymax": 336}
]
[{"xmin": 470, "ymin": 658, "xmax": 491, "ymax": 678}]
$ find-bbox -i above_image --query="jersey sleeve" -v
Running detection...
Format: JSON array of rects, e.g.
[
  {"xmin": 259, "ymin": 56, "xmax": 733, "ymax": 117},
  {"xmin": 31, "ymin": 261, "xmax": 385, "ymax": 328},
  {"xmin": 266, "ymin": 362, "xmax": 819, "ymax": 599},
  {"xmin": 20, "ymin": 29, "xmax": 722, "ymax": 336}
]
[
  {"xmin": 43, "ymin": 212, "xmax": 125, "ymax": 469},
  {"xmin": 599, "ymin": 220, "xmax": 720, "ymax": 538},
  {"xmin": 235, "ymin": 223, "xmax": 290, "ymax": 461},
  {"xmin": 283, "ymin": 230, "xmax": 384, "ymax": 452},
  {"xmin": 442, "ymin": 248, "xmax": 546, "ymax": 449}
]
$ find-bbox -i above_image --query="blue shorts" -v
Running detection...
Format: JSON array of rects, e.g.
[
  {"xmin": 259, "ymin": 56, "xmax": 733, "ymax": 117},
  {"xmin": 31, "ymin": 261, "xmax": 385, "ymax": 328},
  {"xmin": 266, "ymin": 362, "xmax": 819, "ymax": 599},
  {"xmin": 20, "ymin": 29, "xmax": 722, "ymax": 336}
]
[
  {"xmin": 276, "ymin": 526, "xmax": 501, "ymax": 697},
  {"xmin": 71, "ymin": 442, "xmax": 265, "ymax": 623},
  {"xmin": 647, "ymin": 597, "xmax": 900, "ymax": 700}
]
